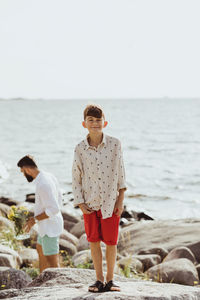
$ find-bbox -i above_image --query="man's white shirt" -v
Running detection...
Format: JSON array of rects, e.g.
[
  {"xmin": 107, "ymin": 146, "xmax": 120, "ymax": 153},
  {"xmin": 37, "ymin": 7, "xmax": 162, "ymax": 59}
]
[{"xmin": 34, "ymin": 171, "xmax": 63, "ymax": 237}]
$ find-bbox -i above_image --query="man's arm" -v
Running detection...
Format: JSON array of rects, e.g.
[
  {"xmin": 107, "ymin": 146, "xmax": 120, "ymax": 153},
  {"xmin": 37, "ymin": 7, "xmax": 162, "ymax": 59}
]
[
  {"xmin": 24, "ymin": 212, "xmax": 49, "ymax": 232},
  {"xmin": 24, "ymin": 183, "xmax": 60, "ymax": 232}
]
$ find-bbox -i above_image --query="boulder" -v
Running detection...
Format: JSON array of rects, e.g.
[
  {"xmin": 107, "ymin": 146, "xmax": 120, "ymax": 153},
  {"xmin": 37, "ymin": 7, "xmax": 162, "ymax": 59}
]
[
  {"xmin": 138, "ymin": 247, "xmax": 168, "ymax": 260},
  {"xmin": 60, "ymin": 229, "xmax": 79, "ymax": 247},
  {"xmin": 0, "ymin": 203, "xmax": 10, "ymax": 218},
  {"xmin": 0, "ymin": 245, "xmax": 22, "ymax": 266},
  {"xmin": 0, "ymin": 254, "xmax": 17, "ymax": 268},
  {"xmin": 132, "ymin": 254, "xmax": 161, "ymax": 271},
  {"xmin": 64, "ymin": 219, "xmax": 76, "ymax": 231},
  {"xmin": 59, "ymin": 239, "xmax": 77, "ymax": 256},
  {"xmin": 0, "ymin": 268, "xmax": 199, "ymax": 299},
  {"xmin": 26, "ymin": 193, "xmax": 35, "ymax": 203},
  {"xmin": 0, "ymin": 216, "xmax": 14, "ymax": 231},
  {"xmin": 28, "ymin": 267, "xmax": 128, "ymax": 287},
  {"xmin": 146, "ymin": 258, "xmax": 199, "ymax": 286},
  {"xmin": 72, "ymin": 250, "xmax": 92, "ymax": 267},
  {"xmin": 18, "ymin": 248, "xmax": 38, "ymax": 267},
  {"xmin": 77, "ymin": 233, "xmax": 90, "ymax": 251},
  {"xmin": 118, "ymin": 219, "xmax": 200, "ymax": 255},
  {"xmin": 61, "ymin": 208, "xmax": 80, "ymax": 223},
  {"xmin": 0, "ymin": 268, "xmax": 32, "ymax": 289},
  {"xmin": 0, "ymin": 197, "xmax": 18, "ymax": 206},
  {"xmin": 117, "ymin": 256, "xmax": 143, "ymax": 273},
  {"xmin": 70, "ymin": 220, "xmax": 85, "ymax": 238},
  {"xmin": 164, "ymin": 246, "xmax": 196, "ymax": 264},
  {"xmin": 196, "ymin": 264, "xmax": 200, "ymax": 279},
  {"xmin": 187, "ymin": 241, "xmax": 200, "ymax": 263}
]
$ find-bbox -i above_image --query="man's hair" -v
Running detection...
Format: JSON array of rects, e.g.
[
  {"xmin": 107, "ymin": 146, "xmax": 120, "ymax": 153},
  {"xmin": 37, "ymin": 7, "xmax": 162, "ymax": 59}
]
[
  {"xmin": 17, "ymin": 155, "xmax": 38, "ymax": 168},
  {"xmin": 83, "ymin": 104, "xmax": 105, "ymax": 120}
]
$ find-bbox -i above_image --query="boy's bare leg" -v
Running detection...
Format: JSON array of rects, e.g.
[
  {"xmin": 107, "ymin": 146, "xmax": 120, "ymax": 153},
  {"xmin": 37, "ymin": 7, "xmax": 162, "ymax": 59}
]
[
  {"xmin": 106, "ymin": 244, "xmax": 117, "ymax": 282},
  {"xmin": 36, "ymin": 243, "xmax": 49, "ymax": 273},
  {"xmin": 90, "ymin": 241, "xmax": 104, "ymax": 283},
  {"xmin": 45, "ymin": 254, "xmax": 60, "ymax": 268}
]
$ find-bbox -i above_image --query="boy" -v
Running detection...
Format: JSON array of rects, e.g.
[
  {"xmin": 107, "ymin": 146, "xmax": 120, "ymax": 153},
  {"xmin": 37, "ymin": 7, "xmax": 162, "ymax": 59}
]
[
  {"xmin": 17, "ymin": 155, "xmax": 63, "ymax": 273},
  {"xmin": 72, "ymin": 104, "xmax": 126, "ymax": 292}
]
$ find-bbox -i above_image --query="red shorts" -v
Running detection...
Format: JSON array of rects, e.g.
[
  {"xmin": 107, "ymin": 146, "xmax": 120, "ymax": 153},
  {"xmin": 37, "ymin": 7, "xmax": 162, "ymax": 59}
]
[{"xmin": 83, "ymin": 210, "xmax": 120, "ymax": 245}]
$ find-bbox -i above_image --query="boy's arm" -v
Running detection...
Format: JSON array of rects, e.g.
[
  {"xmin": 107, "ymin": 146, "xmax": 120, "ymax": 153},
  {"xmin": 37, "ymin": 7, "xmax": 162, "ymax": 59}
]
[
  {"xmin": 114, "ymin": 141, "xmax": 127, "ymax": 216},
  {"xmin": 114, "ymin": 188, "xmax": 125, "ymax": 216},
  {"xmin": 117, "ymin": 141, "xmax": 127, "ymax": 191},
  {"xmin": 72, "ymin": 147, "xmax": 86, "ymax": 208}
]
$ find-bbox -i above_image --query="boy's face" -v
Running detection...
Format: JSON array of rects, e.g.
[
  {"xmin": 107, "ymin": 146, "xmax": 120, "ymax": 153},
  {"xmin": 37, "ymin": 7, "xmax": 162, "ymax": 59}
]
[{"xmin": 82, "ymin": 116, "xmax": 107, "ymax": 133}]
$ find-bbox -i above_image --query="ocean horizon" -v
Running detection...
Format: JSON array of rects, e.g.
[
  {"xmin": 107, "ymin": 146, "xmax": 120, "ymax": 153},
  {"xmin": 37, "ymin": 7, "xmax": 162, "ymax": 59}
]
[{"xmin": 0, "ymin": 98, "xmax": 200, "ymax": 219}]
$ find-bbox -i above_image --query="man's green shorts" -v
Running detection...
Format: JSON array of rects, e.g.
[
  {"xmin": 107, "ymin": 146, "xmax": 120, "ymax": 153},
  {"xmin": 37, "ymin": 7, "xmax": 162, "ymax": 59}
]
[{"xmin": 37, "ymin": 235, "xmax": 59, "ymax": 256}]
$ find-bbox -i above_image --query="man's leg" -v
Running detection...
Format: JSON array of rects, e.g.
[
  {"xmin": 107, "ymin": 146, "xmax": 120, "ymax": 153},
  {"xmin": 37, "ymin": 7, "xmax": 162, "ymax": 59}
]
[
  {"xmin": 106, "ymin": 244, "xmax": 117, "ymax": 282},
  {"xmin": 90, "ymin": 241, "xmax": 104, "ymax": 283},
  {"xmin": 36, "ymin": 243, "xmax": 49, "ymax": 273},
  {"xmin": 45, "ymin": 254, "xmax": 60, "ymax": 268}
]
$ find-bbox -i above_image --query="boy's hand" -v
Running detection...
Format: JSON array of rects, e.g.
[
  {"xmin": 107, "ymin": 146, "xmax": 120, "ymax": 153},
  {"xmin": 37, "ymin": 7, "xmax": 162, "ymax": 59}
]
[
  {"xmin": 79, "ymin": 203, "xmax": 94, "ymax": 214},
  {"xmin": 114, "ymin": 189, "xmax": 125, "ymax": 217}
]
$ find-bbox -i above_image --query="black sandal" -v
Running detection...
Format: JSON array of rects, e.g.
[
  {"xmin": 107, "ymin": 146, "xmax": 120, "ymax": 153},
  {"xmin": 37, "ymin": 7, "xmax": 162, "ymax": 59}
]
[
  {"xmin": 104, "ymin": 280, "xmax": 120, "ymax": 292},
  {"xmin": 88, "ymin": 280, "xmax": 104, "ymax": 293}
]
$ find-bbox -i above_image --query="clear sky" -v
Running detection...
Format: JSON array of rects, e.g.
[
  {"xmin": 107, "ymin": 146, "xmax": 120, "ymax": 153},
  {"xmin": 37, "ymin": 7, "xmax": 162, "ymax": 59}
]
[{"xmin": 0, "ymin": 0, "xmax": 200, "ymax": 99}]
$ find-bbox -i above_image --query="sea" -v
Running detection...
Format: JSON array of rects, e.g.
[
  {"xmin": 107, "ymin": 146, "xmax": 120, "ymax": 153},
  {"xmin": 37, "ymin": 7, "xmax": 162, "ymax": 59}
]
[{"xmin": 0, "ymin": 98, "xmax": 200, "ymax": 219}]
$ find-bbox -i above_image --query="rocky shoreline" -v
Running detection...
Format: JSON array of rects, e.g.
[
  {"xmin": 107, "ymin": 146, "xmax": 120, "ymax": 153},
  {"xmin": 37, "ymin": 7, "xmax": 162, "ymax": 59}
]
[{"xmin": 1, "ymin": 195, "xmax": 200, "ymax": 299}]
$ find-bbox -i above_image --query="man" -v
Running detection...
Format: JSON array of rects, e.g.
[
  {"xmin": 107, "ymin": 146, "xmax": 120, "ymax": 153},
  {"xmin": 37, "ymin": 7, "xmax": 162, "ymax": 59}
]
[{"xmin": 17, "ymin": 155, "xmax": 63, "ymax": 273}]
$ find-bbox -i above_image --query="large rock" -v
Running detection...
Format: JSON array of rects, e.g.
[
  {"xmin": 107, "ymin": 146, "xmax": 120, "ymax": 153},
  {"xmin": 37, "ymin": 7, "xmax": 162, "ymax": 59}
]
[
  {"xmin": 64, "ymin": 219, "xmax": 76, "ymax": 231},
  {"xmin": 1, "ymin": 268, "xmax": 200, "ymax": 299},
  {"xmin": 0, "ymin": 216, "xmax": 14, "ymax": 231},
  {"xmin": 146, "ymin": 258, "xmax": 199, "ymax": 286},
  {"xmin": 138, "ymin": 247, "xmax": 168, "ymax": 260},
  {"xmin": 72, "ymin": 250, "xmax": 92, "ymax": 267},
  {"xmin": 59, "ymin": 239, "xmax": 77, "ymax": 256},
  {"xmin": 0, "ymin": 197, "xmax": 18, "ymax": 206},
  {"xmin": 70, "ymin": 220, "xmax": 85, "ymax": 238},
  {"xmin": 77, "ymin": 233, "xmax": 90, "ymax": 251},
  {"xmin": 196, "ymin": 264, "xmax": 200, "ymax": 278},
  {"xmin": 118, "ymin": 219, "xmax": 200, "ymax": 255},
  {"xmin": 60, "ymin": 229, "xmax": 79, "ymax": 247},
  {"xmin": 164, "ymin": 246, "xmax": 196, "ymax": 264},
  {"xmin": 0, "ymin": 203, "xmax": 10, "ymax": 218},
  {"xmin": 26, "ymin": 193, "xmax": 35, "ymax": 203},
  {"xmin": 0, "ymin": 268, "xmax": 32, "ymax": 289},
  {"xmin": 0, "ymin": 245, "xmax": 22, "ymax": 266},
  {"xmin": 61, "ymin": 208, "xmax": 80, "ymax": 223},
  {"xmin": 187, "ymin": 241, "xmax": 200, "ymax": 263},
  {"xmin": 132, "ymin": 254, "xmax": 161, "ymax": 271},
  {"xmin": 0, "ymin": 254, "xmax": 17, "ymax": 268},
  {"xmin": 117, "ymin": 256, "xmax": 143, "ymax": 273},
  {"xmin": 18, "ymin": 248, "xmax": 38, "ymax": 267}
]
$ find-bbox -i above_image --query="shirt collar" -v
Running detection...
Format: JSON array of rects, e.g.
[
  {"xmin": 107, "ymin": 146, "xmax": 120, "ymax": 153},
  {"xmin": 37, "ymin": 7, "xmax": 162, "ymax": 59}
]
[
  {"xmin": 34, "ymin": 170, "xmax": 42, "ymax": 184},
  {"xmin": 84, "ymin": 133, "xmax": 107, "ymax": 150}
]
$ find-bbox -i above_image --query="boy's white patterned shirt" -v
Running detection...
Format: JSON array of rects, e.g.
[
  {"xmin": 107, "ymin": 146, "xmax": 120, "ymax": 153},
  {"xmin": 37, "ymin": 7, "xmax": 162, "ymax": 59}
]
[{"xmin": 72, "ymin": 134, "xmax": 127, "ymax": 219}]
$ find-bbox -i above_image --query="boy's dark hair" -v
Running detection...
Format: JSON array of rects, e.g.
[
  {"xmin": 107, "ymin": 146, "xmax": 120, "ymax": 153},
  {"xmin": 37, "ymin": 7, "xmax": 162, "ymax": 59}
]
[
  {"xmin": 84, "ymin": 104, "xmax": 105, "ymax": 120},
  {"xmin": 17, "ymin": 155, "xmax": 38, "ymax": 168}
]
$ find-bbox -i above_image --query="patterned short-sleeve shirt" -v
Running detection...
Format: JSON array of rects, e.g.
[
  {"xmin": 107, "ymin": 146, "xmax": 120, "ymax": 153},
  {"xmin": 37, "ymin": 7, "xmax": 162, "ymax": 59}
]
[{"xmin": 72, "ymin": 134, "xmax": 127, "ymax": 219}]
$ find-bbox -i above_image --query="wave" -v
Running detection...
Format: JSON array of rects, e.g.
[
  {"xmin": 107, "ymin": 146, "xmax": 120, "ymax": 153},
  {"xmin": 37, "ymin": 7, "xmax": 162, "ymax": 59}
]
[{"xmin": 0, "ymin": 161, "xmax": 9, "ymax": 183}]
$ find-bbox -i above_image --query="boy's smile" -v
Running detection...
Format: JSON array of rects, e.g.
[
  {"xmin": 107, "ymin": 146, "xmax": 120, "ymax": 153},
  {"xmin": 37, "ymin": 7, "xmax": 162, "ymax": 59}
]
[{"xmin": 83, "ymin": 116, "xmax": 107, "ymax": 133}]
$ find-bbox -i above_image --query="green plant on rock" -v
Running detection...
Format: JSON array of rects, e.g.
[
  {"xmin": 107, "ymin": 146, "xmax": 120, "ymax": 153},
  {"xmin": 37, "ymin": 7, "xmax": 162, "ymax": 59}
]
[
  {"xmin": 21, "ymin": 267, "xmax": 39, "ymax": 280},
  {"xmin": 0, "ymin": 227, "xmax": 21, "ymax": 251},
  {"xmin": 76, "ymin": 260, "xmax": 93, "ymax": 269},
  {"xmin": 59, "ymin": 250, "xmax": 74, "ymax": 268}
]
